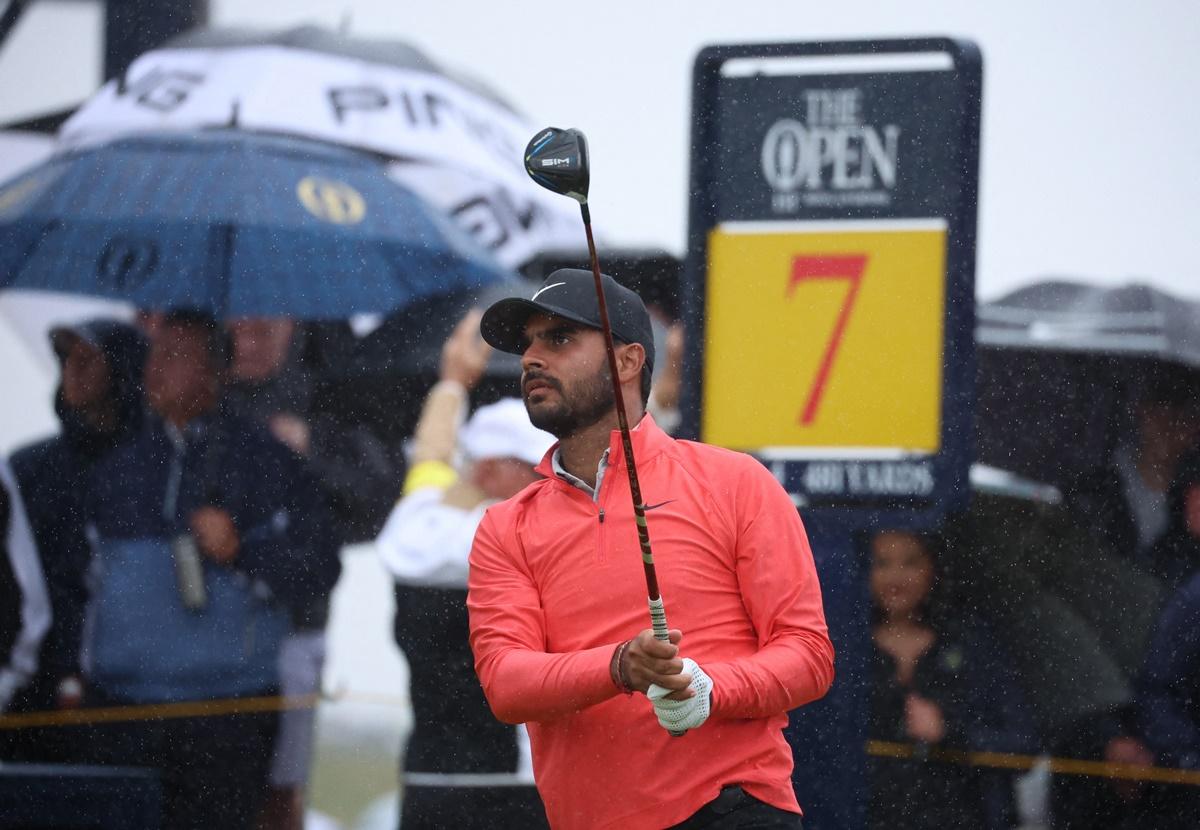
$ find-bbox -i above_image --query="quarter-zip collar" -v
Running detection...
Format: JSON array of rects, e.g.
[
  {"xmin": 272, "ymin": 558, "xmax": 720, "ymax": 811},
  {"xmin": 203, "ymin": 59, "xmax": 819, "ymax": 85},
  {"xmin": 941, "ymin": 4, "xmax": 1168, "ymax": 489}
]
[
  {"xmin": 540, "ymin": 413, "xmax": 669, "ymax": 500},
  {"xmin": 551, "ymin": 446, "xmax": 610, "ymax": 502}
]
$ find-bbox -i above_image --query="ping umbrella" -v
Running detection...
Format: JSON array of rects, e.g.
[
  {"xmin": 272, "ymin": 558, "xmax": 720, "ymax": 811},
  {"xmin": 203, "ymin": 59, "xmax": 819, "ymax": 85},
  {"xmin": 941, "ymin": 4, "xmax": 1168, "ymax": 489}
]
[
  {"xmin": 0, "ymin": 129, "xmax": 513, "ymax": 318},
  {"xmin": 57, "ymin": 25, "xmax": 582, "ymax": 270}
]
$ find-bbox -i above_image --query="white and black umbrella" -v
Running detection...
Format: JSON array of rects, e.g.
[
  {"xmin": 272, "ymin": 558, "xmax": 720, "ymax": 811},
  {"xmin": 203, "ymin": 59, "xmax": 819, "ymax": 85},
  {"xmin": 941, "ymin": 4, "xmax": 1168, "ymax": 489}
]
[
  {"xmin": 975, "ymin": 279, "xmax": 1200, "ymax": 487},
  {"xmin": 58, "ymin": 25, "xmax": 582, "ymax": 270},
  {"xmin": 977, "ymin": 280, "xmax": 1200, "ymax": 364}
]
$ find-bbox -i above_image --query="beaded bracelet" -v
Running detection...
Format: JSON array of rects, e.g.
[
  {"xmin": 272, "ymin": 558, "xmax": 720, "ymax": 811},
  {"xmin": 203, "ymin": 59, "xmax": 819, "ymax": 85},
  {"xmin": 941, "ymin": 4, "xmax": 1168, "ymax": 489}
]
[{"xmin": 609, "ymin": 639, "xmax": 635, "ymax": 695}]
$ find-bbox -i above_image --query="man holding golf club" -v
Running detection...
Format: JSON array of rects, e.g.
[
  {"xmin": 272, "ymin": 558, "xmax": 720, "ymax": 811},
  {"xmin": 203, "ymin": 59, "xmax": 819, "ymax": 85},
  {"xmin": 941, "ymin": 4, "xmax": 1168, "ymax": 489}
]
[{"xmin": 468, "ymin": 257, "xmax": 835, "ymax": 828}]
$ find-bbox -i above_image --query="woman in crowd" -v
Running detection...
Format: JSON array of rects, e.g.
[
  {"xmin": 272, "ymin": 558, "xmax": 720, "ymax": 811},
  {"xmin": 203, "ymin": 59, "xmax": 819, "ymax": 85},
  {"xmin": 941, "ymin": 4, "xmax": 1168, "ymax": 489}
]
[{"xmin": 869, "ymin": 528, "xmax": 1035, "ymax": 829}]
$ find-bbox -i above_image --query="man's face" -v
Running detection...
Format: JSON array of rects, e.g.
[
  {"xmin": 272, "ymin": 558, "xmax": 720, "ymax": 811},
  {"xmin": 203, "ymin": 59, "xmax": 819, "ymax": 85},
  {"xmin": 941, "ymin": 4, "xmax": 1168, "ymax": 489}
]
[
  {"xmin": 60, "ymin": 337, "xmax": 112, "ymax": 410},
  {"xmin": 519, "ymin": 313, "xmax": 614, "ymax": 438},
  {"xmin": 144, "ymin": 324, "xmax": 218, "ymax": 422},
  {"xmin": 473, "ymin": 457, "xmax": 542, "ymax": 501},
  {"xmin": 1141, "ymin": 400, "xmax": 1200, "ymax": 463},
  {"xmin": 228, "ymin": 317, "xmax": 295, "ymax": 382}
]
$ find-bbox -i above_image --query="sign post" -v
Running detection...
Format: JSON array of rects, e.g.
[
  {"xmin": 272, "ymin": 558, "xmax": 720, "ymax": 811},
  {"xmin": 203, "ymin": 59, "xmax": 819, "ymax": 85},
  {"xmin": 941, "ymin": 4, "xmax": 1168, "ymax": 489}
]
[{"xmin": 685, "ymin": 39, "xmax": 982, "ymax": 828}]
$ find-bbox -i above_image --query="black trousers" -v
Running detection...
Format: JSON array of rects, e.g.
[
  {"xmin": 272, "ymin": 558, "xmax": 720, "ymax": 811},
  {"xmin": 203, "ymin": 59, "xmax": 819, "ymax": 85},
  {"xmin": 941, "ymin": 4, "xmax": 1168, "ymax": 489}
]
[
  {"xmin": 669, "ymin": 787, "xmax": 803, "ymax": 830},
  {"xmin": 399, "ymin": 783, "xmax": 549, "ymax": 829},
  {"xmin": 84, "ymin": 692, "xmax": 277, "ymax": 830}
]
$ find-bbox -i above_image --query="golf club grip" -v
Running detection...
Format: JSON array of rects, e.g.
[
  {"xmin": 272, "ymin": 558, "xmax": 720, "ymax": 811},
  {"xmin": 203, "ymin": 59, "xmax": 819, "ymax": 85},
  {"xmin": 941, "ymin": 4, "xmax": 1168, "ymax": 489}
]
[
  {"xmin": 648, "ymin": 596, "xmax": 670, "ymax": 642},
  {"xmin": 648, "ymin": 598, "xmax": 687, "ymax": 739}
]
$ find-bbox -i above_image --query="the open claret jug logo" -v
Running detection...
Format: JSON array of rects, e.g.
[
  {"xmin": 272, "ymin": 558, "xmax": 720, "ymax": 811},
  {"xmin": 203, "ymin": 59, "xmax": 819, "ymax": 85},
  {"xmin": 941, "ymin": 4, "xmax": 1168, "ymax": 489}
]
[
  {"xmin": 761, "ymin": 88, "xmax": 901, "ymax": 213},
  {"xmin": 297, "ymin": 176, "xmax": 367, "ymax": 225}
]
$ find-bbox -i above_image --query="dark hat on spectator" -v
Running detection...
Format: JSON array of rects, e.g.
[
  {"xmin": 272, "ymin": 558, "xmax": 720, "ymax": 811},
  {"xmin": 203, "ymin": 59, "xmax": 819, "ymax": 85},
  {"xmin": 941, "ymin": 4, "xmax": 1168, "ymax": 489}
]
[
  {"xmin": 47, "ymin": 318, "xmax": 148, "ymax": 434},
  {"xmin": 1168, "ymin": 446, "xmax": 1200, "ymax": 533},
  {"xmin": 49, "ymin": 318, "xmax": 125, "ymax": 359},
  {"xmin": 480, "ymin": 269, "xmax": 655, "ymax": 373},
  {"xmin": 1137, "ymin": 361, "xmax": 1200, "ymax": 409}
]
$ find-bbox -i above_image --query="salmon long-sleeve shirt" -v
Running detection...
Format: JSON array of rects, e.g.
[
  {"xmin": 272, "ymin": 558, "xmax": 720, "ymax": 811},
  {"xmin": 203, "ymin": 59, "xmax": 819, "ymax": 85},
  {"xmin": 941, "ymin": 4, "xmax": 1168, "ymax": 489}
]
[{"xmin": 468, "ymin": 416, "xmax": 835, "ymax": 829}]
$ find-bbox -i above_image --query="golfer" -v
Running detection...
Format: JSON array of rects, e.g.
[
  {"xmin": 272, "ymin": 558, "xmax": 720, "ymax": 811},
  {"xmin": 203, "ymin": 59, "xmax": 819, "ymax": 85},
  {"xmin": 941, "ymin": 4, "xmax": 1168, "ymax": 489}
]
[{"xmin": 468, "ymin": 269, "xmax": 835, "ymax": 829}]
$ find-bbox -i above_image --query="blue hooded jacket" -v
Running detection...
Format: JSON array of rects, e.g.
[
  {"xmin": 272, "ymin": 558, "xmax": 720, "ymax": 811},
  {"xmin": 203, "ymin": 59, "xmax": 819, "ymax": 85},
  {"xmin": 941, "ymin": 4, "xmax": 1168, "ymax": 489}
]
[
  {"xmin": 9, "ymin": 319, "xmax": 147, "ymax": 708},
  {"xmin": 82, "ymin": 408, "xmax": 342, "ymax": 704}
]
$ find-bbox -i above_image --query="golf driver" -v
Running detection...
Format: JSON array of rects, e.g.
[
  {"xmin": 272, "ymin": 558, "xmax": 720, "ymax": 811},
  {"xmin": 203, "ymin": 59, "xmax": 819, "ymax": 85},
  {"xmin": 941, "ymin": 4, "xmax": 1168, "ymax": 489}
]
[{"xmin": 524, "ymin": 128, "xmax": 684, "ymax": 728}]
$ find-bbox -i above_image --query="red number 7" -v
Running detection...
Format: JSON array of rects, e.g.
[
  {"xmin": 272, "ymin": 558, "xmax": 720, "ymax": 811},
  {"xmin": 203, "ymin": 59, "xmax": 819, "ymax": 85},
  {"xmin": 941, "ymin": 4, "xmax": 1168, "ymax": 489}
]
[{"xmin": 787, "ymin": 255, "xmax": 868, "ymax": 425}]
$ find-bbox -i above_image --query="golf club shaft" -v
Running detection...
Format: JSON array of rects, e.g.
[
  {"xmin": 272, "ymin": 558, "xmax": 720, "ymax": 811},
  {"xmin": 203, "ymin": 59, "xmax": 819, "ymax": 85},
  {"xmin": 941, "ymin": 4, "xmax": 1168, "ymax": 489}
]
[{"xmin": 578, "ymin": 204, "xmax": 670, "ymax": 644}]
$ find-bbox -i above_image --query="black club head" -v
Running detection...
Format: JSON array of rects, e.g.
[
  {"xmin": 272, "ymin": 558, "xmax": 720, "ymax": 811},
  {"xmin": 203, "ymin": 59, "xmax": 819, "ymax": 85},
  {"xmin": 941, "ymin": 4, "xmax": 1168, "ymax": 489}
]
[{"xmin": 524, "ymin": 127, "xmax": 590, "ymax": 204}]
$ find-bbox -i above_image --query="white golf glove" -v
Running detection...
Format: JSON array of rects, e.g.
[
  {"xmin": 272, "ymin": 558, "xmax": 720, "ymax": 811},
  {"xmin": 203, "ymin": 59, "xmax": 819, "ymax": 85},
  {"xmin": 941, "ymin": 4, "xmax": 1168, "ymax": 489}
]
[{"xmin": 646, "ymin": 658, "xmax": 713, "ymax": 734}]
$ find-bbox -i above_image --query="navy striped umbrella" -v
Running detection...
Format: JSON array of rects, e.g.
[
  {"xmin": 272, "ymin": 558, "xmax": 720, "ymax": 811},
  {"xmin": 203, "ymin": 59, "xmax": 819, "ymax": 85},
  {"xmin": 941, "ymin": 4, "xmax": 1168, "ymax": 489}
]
[{"xmin": 0, "ymin": 130, "xmax": 514, "ymax": 318}]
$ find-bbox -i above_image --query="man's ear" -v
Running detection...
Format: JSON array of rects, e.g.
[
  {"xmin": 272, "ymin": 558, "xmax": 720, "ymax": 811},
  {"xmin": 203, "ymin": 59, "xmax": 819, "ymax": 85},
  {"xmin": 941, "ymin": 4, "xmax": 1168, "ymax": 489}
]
[{"xmin": 616, "ymin": 341, "xmax": 646, "ymax": 385}]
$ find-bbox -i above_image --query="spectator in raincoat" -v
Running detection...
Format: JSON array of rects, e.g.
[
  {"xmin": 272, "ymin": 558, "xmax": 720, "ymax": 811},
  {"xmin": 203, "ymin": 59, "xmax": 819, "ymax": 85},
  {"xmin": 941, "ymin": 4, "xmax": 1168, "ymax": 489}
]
[
  {"xmin": 80, "ymin": 309, "xmax": 341, "ymax": 830},
  {"xmin": 224, "ymin": 316, "xmax": 372, "ymax": 830},
  {"xmin": 223, "ymin": 316, "xmax": 401, "ymax": 543},
  {"xmin": 1146, "ymin": 445, "xmax": 1200, "ymax": 590},
  {"xmin": 1134, "ymin": 567, "xmax": 1200, "ymax": 828},
  {"xmin": 1065, "ymin": 363, "xmax": 1200, "ymax": 567},
  {"xmin": 5, "ymin": 319, "xmax": 146, "ymax": 761},
  {"xmin": 867, "ymin": 529, "xmax": 1035, "ymax": 830},
  {"xmin": 376, "ymin": 311, "xmax": 554, "ymax": 829}
]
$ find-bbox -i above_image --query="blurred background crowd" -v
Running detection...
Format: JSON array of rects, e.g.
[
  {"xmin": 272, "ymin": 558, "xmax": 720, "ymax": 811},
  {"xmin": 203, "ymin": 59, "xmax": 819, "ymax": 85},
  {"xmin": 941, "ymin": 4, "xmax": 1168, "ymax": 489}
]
[{"xmin": 2, "ymin": 2, "xmax": 1200, "ymax": 829}]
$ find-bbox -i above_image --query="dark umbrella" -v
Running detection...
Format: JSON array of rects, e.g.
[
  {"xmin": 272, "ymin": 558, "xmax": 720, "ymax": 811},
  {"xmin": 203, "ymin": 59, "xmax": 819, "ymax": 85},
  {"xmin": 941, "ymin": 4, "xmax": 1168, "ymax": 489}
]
[
  {"xmin": 0, "ymin": 130, "xmax": 513, "ymax": 318},
  {"xmin": 977, "ymin": 280, "xmax": 1200, "ymax": 363},
  {"xmin": 350, "ymin": 271, "xmax": 672, "ymax": 381},
  {"xmin": 975, "ymin": 279, "xmax": 1200, "ymax": 487},
  {"xmin": 965, "ymin": 280, "xmax": 1197, "ymax": 737},
  {"xmin": 306, "ymin": 277, "xmax": 536, "ymax": 448},
  {"xmin": 309, "ymin": 271, "xmax": 671, "ymax": 451}
]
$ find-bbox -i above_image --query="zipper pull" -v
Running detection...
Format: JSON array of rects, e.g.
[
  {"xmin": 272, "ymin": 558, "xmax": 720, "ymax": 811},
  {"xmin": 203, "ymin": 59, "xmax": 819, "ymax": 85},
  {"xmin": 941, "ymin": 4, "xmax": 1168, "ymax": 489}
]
[{"xmin": 598, "ymin": 508, "xmax": 605, "ymax": 524}]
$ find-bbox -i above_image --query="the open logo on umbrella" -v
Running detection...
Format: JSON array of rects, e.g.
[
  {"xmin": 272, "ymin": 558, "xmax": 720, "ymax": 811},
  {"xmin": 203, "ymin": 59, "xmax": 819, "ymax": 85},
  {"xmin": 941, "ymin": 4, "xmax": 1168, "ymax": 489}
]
[
  {"xmin": 296, "ymin": 176, "xmax": 365, "ymax": 225},
  {"xmin": 97, "ymin": 236, "xmax": 160, "ymax": 290}
]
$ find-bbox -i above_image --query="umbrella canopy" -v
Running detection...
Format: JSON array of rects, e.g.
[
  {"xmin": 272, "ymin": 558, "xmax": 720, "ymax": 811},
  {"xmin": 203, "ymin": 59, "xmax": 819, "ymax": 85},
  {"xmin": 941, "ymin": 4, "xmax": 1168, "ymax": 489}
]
[
  {"xmin": 57, "ymin": 25, "xmax": 582, "ymax": 269},
  {"xmin": 303, "ymin": 272, "xmax": 672, "ymax": 454},
  {"xmin": 0, "ymin": 129, "xmax": 513, "ymax": 318},
  {"xmin": 977, "ymin": 279, "xmax": 1200, "ymax": 366},
  {"xmin": 165, "ymin": 25, "xmax": 518, "ymax": 111},
  {"xmin": 975, "ymin": 280, "xmax": 1200, "ymax": 487},
  {"xmin": 349, "ymin": 271, "xmax": 672, "ymax": 380}
]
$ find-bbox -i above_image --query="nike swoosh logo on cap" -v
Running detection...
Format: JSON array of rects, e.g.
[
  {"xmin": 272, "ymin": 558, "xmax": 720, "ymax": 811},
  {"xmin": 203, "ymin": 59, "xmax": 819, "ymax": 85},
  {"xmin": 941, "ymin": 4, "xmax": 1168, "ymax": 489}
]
[{"xmin": 531, "ymin": 282, "xmax": 566, "ymax": 301}]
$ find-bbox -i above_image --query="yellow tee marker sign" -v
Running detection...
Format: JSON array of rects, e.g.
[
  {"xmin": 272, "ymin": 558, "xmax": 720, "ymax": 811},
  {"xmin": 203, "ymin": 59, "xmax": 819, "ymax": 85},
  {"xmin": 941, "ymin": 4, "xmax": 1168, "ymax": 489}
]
[{"xmin": 703, "ymin": 220, "xmax": 947, "ymax": 455}]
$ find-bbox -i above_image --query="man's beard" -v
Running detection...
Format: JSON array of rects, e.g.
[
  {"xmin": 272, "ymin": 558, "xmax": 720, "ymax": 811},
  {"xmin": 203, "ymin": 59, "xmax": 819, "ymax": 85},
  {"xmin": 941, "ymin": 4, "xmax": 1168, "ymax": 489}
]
[{"xmin": 523, "ymin": 365, "xmax": 615, "ymax": 438}]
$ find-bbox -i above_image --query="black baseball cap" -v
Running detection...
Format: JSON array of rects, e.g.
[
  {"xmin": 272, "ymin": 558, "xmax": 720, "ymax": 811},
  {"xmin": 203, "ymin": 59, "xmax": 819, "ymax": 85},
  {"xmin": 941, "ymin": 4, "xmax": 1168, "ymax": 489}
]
[
  {"xmin": 480, "ymin": 269, "xmax": 655, "ymax": 372},
  {"xmin": 49, "ymin": 318, "xmax": 131, "ymax": 359}
]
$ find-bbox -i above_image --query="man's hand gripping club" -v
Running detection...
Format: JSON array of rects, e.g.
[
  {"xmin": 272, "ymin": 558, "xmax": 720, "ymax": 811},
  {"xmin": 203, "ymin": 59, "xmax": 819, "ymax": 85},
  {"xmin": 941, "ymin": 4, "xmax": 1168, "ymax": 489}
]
[{"xmin": 620, "ymin": 629, "xmax": 713, "ymax": 734}]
